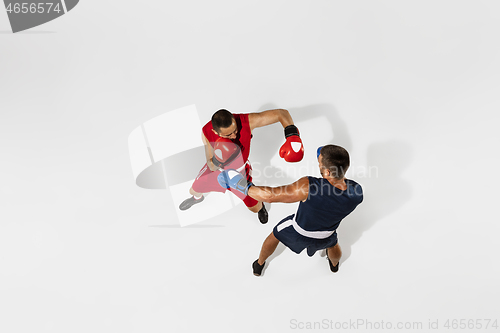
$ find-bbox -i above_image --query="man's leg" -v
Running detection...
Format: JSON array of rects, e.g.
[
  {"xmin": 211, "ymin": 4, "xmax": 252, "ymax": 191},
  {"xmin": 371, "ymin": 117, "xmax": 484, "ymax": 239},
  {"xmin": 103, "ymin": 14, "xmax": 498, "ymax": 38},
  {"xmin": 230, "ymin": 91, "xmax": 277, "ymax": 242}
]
[
  {"xmin": 253, "ymin": 232, "xmax": 279, "ymax": 276},
  {"xmin": 247, "ymin": 201, "xmax": 262, "ymax": 213},
  {"xmin": 179, "ymin": 163, "xmax": 211, "ymax": 211},
  {"xmin": 326, "ymin": 243, "xmax": 342, "ymax": 272},
  {"xmin": 179, "ymin": 187, "xmax": 205, "ymax": 211},
  {"xmin": 189, "ymin": 187, "xmax": 203, "ymax": 198},
  {"xmin": 258, "ymin": 232, "xmax": 280, "ymax": 265},
  {"xmin": 247, "ymin": 201, "xmax": 268, "ymax": 224},
  {"xmin": 241, "ymin": 167, "xmax": 268, "ymax": 223}
]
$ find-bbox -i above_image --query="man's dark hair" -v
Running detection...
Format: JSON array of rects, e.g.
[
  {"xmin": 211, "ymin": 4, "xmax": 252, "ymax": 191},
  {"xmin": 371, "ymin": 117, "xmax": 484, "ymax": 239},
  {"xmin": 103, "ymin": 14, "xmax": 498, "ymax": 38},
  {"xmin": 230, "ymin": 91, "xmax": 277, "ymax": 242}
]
[
  {"xmin": 212, "ymin": 109, "xmax": 235, "ymax": 132},
  {"xmin": 320, "ymin": 145, "xmax": 350, "ymax": 179}
]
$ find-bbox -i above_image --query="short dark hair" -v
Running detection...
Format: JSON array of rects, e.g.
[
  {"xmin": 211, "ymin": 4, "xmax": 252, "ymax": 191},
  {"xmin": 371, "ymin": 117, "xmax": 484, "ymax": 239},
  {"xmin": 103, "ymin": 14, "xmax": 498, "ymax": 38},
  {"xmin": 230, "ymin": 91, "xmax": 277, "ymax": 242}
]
[
  {"xmin": 212, "ymin": 109, "xmax": 235, "ymax": 132},
  {"xmin": 320, "ymin": 145, "xmax": 350, "ymax": 179}
]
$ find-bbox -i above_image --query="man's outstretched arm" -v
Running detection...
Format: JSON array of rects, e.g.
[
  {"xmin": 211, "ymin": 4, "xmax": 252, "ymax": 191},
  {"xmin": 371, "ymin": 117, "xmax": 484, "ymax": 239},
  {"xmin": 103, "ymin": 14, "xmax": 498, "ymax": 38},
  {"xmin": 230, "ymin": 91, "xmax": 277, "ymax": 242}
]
[
  {"xmin": 217, "ymin": 171, "xmax": 309, "ymax": 202},
  {"xmin": 248, "ymin": 109, "xmax": 304, "ymax": 163},
  {"xmin": 248, "ymin": 109, "xmax": 294, "ymax": 130},
  {"xmin": 248, "ymin": 177, "xmax": 309, "ymax": 203}
]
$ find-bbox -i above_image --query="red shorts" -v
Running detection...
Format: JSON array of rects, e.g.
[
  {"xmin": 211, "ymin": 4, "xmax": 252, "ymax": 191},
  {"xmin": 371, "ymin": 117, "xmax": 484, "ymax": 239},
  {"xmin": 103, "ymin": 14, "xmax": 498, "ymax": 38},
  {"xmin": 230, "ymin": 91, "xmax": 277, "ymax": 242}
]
[{"xmin": 191, "ymin": 161, "xmax": 259, "ymax": 208}]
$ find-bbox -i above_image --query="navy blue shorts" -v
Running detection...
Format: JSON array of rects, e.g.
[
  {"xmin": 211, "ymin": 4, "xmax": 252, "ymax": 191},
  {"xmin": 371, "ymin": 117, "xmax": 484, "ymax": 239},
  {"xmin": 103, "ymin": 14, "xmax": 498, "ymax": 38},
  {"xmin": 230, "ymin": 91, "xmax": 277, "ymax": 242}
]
[{"xmin": 272, "ymin": 214, "xmax": 338, "ymax": 257}]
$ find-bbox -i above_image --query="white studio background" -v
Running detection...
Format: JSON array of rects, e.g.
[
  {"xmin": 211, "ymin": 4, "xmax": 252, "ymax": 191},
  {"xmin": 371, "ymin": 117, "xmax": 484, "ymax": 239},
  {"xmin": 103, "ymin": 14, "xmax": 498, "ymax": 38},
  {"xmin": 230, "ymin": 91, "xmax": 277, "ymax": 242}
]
[{"xmin": 1, "ymin": 1, "xmax": 499, "ymax": 332}]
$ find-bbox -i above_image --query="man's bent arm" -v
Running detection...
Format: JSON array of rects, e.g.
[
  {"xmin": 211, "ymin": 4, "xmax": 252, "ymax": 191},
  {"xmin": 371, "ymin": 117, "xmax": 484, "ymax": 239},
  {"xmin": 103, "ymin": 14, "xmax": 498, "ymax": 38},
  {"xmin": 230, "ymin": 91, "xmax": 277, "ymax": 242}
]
[
  {"xmin": 248, "ymin": 109, "xmax": 294, "ymax": 131},
  {"xmin": 248, "ymin": 177, "xmax": 309, "ymax": 203},
  {"xmin": 202, "ymin": 132, "xmax": 218, "ymax": 171}
]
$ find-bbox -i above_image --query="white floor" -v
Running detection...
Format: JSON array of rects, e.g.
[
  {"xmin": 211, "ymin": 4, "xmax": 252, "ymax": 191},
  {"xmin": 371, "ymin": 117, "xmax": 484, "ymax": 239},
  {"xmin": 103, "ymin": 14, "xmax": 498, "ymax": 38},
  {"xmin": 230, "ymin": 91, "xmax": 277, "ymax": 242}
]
[{"xmin": 1, "ymin": 1, "xmax": 500, "ymax": 332}]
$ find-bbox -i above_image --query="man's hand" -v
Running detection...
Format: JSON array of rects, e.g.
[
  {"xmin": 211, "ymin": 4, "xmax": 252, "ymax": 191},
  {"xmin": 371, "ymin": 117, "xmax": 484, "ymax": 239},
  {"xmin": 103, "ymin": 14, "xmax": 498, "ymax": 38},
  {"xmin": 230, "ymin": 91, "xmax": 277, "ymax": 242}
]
[
  {"xmin": 279, "ymin": 125, "xmax": 304, "ymax": 163},
  {"xmin": 217, "ymin": 169, "xmax": 253, "ymax": 195},
  {"xmin": 212, "ymin": 137, "xmax": 241, "ymax": 170},
  {"xmin": 247, "ymin": 109, "xmax": 304, "ymax": 162},
  {"xmin": 208, "ymin": 159, "xmax": 220, "ymax": 172}
]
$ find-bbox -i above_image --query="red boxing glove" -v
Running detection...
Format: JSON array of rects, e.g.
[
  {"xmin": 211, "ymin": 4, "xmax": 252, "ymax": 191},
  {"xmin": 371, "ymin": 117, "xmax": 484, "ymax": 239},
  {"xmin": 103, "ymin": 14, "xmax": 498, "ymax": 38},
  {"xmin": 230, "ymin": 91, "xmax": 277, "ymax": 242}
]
[
  {"xmin": 212, "ymin": 137, "xmax": 242, "ymax": 169},
  {"xmin": 279, "ymin": 125, "xmax": 304, "ymax": 163}
]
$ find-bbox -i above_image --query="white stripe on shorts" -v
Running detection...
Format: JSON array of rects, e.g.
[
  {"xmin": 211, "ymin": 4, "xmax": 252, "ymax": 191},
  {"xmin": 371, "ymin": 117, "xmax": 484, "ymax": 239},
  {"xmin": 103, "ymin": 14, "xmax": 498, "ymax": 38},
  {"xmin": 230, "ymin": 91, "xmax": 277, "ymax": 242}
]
[{"xmin": 277, "ymin": 216, "xmax": 335, "ymax": 240}]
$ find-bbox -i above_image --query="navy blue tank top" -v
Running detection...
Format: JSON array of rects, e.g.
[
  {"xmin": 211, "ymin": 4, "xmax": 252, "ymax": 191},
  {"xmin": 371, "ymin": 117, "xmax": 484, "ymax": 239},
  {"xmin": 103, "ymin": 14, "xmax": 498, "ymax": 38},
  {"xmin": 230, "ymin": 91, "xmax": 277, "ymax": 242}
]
[{"xmin": 294, "ymin": 177, "xmax": 363, "ymax": 232}]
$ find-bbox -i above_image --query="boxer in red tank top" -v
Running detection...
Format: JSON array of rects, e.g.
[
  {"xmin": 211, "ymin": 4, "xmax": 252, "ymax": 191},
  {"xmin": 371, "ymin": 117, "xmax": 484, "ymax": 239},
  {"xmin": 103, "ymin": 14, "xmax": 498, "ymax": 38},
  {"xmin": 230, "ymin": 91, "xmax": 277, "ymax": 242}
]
[{"xmin": 179, "ymin": 108, "xmax": 304, "ymax": 224}]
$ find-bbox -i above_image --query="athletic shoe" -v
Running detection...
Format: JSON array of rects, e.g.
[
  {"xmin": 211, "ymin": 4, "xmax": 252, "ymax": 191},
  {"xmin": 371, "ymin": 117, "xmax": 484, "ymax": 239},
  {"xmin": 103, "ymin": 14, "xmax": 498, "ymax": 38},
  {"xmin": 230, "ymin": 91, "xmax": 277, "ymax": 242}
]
[
  {"xmin": 326, "ymin": 250, "xmax": 339, "ymax": 273},
  {"xmin": 179, "ymin": 195, "xmax": 204, "ymax": 211},
  {"xmin": 258, "ymin": 204, "xmax": 268, "ymax": 224},
  {"xmin": 252, "ymin": 259, "xmax": 265, "ymax": 276}
]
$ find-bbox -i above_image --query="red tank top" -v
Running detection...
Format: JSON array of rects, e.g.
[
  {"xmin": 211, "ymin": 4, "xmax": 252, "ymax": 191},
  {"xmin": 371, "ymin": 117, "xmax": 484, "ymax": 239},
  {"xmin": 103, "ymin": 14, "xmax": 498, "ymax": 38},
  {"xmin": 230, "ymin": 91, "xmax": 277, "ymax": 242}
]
[{"xmin": 202, "ymin": 113, "xmax": 253, "ymax": 162}]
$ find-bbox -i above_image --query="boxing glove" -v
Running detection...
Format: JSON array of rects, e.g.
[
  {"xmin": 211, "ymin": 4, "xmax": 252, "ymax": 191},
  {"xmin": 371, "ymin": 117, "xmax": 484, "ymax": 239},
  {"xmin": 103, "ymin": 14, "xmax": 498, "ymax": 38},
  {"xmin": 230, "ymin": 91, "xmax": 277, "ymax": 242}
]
[
  {"xmin": 217, "ymin": 169, "xmax": 254, "ymax": 195},
  {"xmin": 212, "ymin": 137, "xmax": 242, "ymax": 169},
  {"xmin": 317, "ymin": 146, "xmax": 324, "ymax": 159},
  {"xmin": 279, "ymin": 125, "xmax": 304, "ymax": 163}
]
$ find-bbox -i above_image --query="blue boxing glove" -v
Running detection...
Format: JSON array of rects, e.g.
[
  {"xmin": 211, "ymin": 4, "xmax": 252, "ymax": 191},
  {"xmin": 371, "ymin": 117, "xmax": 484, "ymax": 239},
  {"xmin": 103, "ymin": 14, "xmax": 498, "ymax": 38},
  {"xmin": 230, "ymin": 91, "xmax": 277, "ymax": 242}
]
[
  {"xmin": 217, "ymin": 169, "xmax": 254, "ymax": 195},
  {"xmin": 317, "ymin": 146, "xmax": 324, "ymax": 160}
]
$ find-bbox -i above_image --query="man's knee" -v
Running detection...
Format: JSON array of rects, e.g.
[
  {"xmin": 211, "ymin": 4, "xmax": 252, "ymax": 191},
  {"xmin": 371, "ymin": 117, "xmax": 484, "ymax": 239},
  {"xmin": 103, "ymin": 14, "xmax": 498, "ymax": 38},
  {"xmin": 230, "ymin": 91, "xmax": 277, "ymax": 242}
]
[
  {"xmin": 247, "ymin": 201, "xmax": 262, "ymax": 213},
  {"xmin": 265, "ymin": 232, "xmax": 279, "ymax": 246}
]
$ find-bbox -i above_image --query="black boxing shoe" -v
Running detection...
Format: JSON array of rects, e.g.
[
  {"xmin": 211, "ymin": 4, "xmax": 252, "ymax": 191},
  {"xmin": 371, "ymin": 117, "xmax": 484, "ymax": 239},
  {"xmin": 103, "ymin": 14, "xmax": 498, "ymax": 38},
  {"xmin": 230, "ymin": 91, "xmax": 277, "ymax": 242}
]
[
  {"xmin": 326, "ymin": 250, "xmax": 339, "ymax": 273},
  {"xmin": 258, "ymin": 204, "xmax": 268, "ymax": 224},
  {"xmin": 179, "ymin": 195, "xmax": 204, "ymax": 211},
  {"xmin": 252, "ymin": 259, "xmax": 265, "ymax": 276},
  {"xmin": 328, "ymin": 260, "xmax": 339, "ymax": 273}
]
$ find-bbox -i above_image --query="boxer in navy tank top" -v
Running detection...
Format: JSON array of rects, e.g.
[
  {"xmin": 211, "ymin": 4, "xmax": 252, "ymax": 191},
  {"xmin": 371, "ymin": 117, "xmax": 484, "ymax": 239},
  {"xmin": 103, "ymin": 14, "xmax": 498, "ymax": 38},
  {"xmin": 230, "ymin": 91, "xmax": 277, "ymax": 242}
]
[
  {"xmin": 255, "ymin": 145, "xmax": 362, "ymax": 275},
  {"xmin": 218, "ymin": 144, "xmax": 363, "ymax": 276},
  {"xmin": 275, "ymin": 176, "xmax": 363, "ymax": 258}
]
